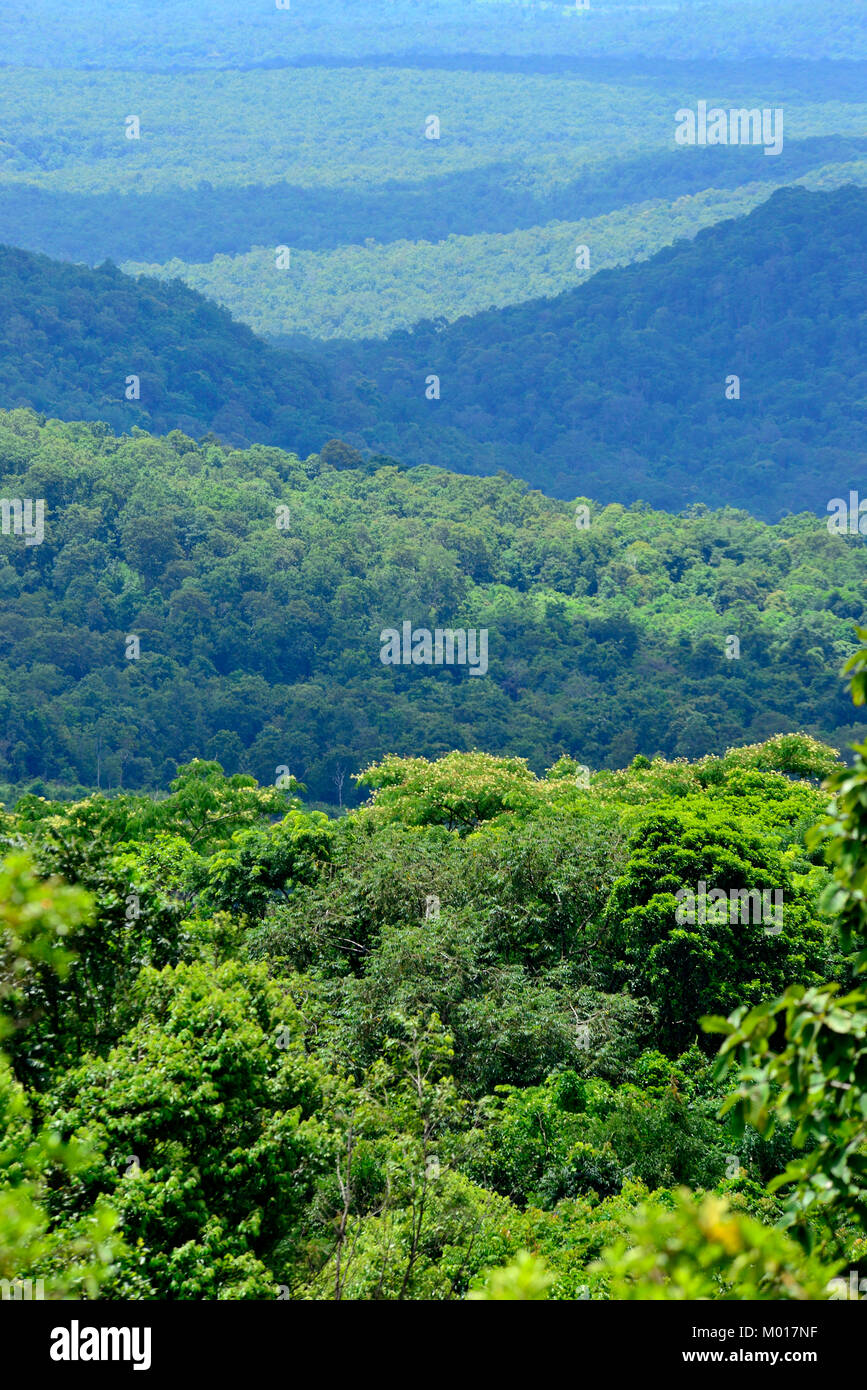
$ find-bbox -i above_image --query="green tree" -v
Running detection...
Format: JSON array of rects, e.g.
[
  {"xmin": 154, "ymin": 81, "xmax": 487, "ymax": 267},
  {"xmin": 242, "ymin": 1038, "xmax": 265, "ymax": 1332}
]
[
  {"xmin": 0, "ymin": 854, "xmax": 121, "ymax": 1297},
  {"xmin": 46, "ymin": 961, "xmax": 335, "ymax": 1298}
]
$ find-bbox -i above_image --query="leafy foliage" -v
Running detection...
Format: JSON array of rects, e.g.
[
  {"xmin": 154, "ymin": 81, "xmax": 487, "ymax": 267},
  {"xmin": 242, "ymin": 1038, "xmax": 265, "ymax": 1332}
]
[
  {"xmin": 2, "ymin": 705, "xmax": 861, "ymax": 1299},
  {"xmin": 596, "ymin": 1189, "xmax": 838, "ymax": 1300}
]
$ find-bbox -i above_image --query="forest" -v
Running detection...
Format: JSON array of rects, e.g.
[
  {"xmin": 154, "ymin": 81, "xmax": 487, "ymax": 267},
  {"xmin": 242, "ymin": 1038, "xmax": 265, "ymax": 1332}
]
[
  {"xmin": 0, "ymin": 407, "xmax": 865, "ymax": 808},
  {"xmin": 0, "ymin": 185, "xmax": 864, "ymax": 517},
  {"xmin": 0, "ymin": 33, "xmax": 863, "ymax": 346},
  {"xmin": 327, "ymin": 184, "xmax": 867, "ymax": 515},
  {"xmin": 1, "ymin": 137, "xmax": 861, "ymax": 269},
  {"xmin": 3, "ymin": 664, "xmax": 867, "ymax": 1298},
  {"xmin": 0, "ymin": 247, "xmax": 334, "ymax": 450},
  {"xmin": 126, "ymin": 164, "xmax": 867, "ymax": 343},
  {"xmin": 3, "ymin": 0, "xmax": 867, "ymax": 1320}
]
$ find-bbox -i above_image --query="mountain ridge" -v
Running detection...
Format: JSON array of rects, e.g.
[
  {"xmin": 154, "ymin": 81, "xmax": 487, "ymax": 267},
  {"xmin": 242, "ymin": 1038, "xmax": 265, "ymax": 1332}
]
[{"xmin": 0, "ymin": 184, "xmax": 863, "ymax": 520}]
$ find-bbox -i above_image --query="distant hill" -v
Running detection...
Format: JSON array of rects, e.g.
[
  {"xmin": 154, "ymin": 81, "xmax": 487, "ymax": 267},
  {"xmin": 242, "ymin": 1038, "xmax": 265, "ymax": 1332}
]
[
  {"xmin": 0, "ymin": 185, "xmax": 864, "ymax": 520},
  {"xmin": 334, "ymin": 184, "xmax": 867, "ymax": 518},
  {"xmin": 0, "ymin": 410, "xmax": 864, "ymax": 804},
  {"xmin": 0, "ymin": 247, "xmax": 339, "ymax": 455}
]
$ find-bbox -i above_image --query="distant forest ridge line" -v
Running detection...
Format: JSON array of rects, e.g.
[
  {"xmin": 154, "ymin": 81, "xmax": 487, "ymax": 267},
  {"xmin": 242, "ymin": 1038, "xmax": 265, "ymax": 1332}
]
[
  {"xmin": 0, "ymin": 0, "xmax": 861, "ymax": 66},
  {"xmin": 132, "ymin": 162, "xmax": 866, "ymax": 342},
  {"xmin": 4, "ymin": 136, "xmax": 863, "ymax": 266},
  {"xmin": 17, "ymin": 57, "xmax": 864, "ymax": 95},
  {"xmin": 0, "ymin": 185, "xmax": 864, "ymax": 519},
  {"xmin": 0, "ymin": 45, "xmax": 861, "ymax": 342}
]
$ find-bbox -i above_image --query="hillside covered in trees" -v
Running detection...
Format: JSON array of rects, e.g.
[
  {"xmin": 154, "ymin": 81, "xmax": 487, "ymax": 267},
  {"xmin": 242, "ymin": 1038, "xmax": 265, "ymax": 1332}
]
[
  {"xmin": 0, "ymin": 248, "xmax": 335, "ymax": 449},
  {"xmin": 332, "ymin": 184, "xmax": 867, "ymax": 515},
  {"xmin": 0, "ymin": 408, "xmax": 864, "ymax": 807},
  {"xmin": 129, "ymin": 162, "xmax": 867, "ymax": 344},
  {"xmin": 0, "ymin": 186, "xmax": 865, "ymax": 519},
  {"xmin": 2, "ymin": 138, "xmax": 861, "ymax": 272}
]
